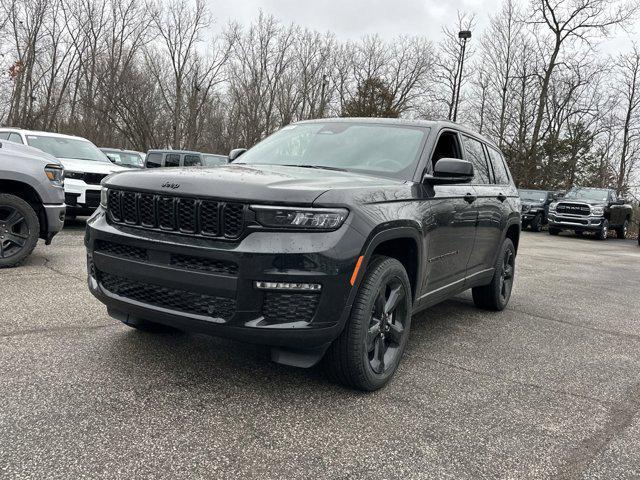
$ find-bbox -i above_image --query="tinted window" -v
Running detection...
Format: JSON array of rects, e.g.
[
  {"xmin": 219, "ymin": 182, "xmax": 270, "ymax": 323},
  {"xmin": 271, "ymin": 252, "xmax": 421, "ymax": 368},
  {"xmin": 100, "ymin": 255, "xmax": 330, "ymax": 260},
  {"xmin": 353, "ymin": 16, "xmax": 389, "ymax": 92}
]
[
  {"xmin": 165, "ymin": 154, "xmax": 180, "ymax": 167},
  {"xmin": 183, "ymin": 154, "xmax": 202, "ymax": 166},
  {"xmin": 238, "ymin": 122, "xmax": 428, "ymax": 180},
  {"xmin": 145, "ymin": 152, "xmax": 162, "ymax": 168},
  {"xmin": 0, "ymin": 132, "xmax": 9, "ymax": 140},
  {"xmin": 487, "ymin": 147, "xmax": 509, "ymax": 184},
  {"xmin": 8, "ymin": 133, "xmax": 23, "ymax": 144},
  {"xmin": 462, "ymin": 135, "xmax": 491, "ymax": 184}
]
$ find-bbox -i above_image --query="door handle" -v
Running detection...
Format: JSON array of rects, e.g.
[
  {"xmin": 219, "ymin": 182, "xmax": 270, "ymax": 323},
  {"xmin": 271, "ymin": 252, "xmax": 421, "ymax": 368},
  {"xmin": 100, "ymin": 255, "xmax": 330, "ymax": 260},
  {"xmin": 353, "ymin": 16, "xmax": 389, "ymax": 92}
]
[
  {"xmin": 497, "ymin": 193, "xmax": 507, "ymax": 202},
  {"xmin": 464, "ymin": 193, "xmax": 476, "ymax": 204}
]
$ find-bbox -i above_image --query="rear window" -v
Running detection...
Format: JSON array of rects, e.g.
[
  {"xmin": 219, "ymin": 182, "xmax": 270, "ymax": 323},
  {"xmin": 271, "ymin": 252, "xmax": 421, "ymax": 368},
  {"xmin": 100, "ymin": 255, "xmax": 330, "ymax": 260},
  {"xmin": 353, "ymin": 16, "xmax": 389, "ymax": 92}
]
[
  {"xmin": 487, "ymin": 147, "xmax": 510, "ymax": 184},
  {"xmin": 165, "ymin": 154, "xmax": 180, "ymax": 167},
  {"xmin": 145, "ymin": 152, "xmax": 162, "ymax": 168}
]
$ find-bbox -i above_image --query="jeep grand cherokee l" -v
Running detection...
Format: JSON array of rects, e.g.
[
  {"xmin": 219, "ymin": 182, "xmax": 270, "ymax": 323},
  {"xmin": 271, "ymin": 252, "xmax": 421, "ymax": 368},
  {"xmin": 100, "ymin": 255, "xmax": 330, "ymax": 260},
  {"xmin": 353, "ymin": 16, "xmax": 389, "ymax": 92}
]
[
  {"xmin": 85, "ymin": 119, "xmax": 520, "ymax": 391},
  {"xmin": 548, "ymin": 187, "xmax": 632, "ymax": 240}
]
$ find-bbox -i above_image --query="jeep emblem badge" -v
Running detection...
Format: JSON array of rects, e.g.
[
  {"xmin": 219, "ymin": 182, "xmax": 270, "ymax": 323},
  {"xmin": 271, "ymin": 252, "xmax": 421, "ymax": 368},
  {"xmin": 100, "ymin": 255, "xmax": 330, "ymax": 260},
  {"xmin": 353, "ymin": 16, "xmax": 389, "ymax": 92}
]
[{"xmin": 162, "ymin": 182, "xmax": 180, "ymax": 189}]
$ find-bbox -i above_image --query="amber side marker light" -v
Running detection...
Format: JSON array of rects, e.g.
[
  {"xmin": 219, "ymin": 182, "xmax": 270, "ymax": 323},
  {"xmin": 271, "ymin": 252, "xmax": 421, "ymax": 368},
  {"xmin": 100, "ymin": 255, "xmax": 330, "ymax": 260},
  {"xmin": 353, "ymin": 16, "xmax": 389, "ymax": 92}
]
[{"xmin": 350, "ymin": 256, "xmax": 364, "ymax": 285}]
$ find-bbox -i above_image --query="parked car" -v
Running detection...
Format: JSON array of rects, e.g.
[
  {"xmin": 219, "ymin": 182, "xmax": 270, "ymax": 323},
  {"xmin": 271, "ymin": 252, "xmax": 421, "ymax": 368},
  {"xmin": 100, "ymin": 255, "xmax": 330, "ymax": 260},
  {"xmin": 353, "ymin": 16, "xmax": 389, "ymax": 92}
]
[
  {"xmin": 100, "ymin": 148, "xmax": 145, "ymax": 169},
  {"xmin": 86, "ymin": 118, "xmax": 520, "ymax": 391},
  {"xmin": 518, "ymin": 189, "xmax": 556, "ymax": 232},
  {"xmin": 548, "ymin": 187, "xmax": 632, "ymax": 240},
  {"xmin": 0, "ymin": 128, "xmax": 126, "ymax": 218},
  {"xmin": 0, "ymin": 140, "xmax": 65, "ymax": 267}
]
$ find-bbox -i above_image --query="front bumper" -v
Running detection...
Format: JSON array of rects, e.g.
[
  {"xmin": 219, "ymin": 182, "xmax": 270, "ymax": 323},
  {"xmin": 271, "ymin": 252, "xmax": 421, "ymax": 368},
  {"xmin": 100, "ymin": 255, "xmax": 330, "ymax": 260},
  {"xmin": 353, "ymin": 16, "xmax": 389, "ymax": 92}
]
[
  {"xmin": 65, "ymin": 179, "xmax": 101, "ymax": 213},
  {"xmin": 42, "ymin": 204, "xmax": 66, "ymax": 241},
  {"xmin": 548, "ymin": 213, "xmax": 603, "ymax": 230},
  {"xmin": 521, "ymin": 209, "xmax": 542, "ymax": 221},
  {"xmin": 85, "ymin": 209, "xmax": 365, "ymax": 349}
]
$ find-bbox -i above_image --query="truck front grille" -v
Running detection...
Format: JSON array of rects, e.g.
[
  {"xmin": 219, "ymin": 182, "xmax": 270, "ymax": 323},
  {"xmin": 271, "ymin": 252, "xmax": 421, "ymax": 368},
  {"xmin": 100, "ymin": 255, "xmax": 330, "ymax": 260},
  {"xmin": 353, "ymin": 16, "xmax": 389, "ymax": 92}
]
[
  {"xmin": 106, "ymin": 189, "xmax": 245, "ymax": 239},
  {"xmin": 556, "ymin": 203, "xmax": 590, "ymax": 216},
  {"xmin": 97, "ymin": 270, "xmax": 236, "ymax": 320}
]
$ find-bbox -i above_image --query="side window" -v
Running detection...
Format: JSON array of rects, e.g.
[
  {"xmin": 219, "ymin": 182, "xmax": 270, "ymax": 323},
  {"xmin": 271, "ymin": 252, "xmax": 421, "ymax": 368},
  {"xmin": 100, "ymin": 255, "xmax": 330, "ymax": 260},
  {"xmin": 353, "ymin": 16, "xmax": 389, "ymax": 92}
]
[
  {"xmin": 8, "ymin": 133, "xmax": 24, "ymax": 144},
  {"xmin": 462, "ymin": 135, "xmax": 491, "ymax": 184},
  {"xmin": 183, "ymin": 155, "xmax": 202, "ymax": 166},
  {"xmin": 145, "ymin": 152, "xmax": 162, "ymax": 168},
  {"xmin": 430, "ymin": 131, "xmax": 462, "ymax": 169},
  {"xmin": 487, "ymin": 147, "xmax": 509, "ymax": 184},
  {"xmin": 0, "ymin": 132, "xmax": 11, "ymax": 140},
  {"xmin": 165, "ymin": 154, "xmax": 180, "ymax": 167}
]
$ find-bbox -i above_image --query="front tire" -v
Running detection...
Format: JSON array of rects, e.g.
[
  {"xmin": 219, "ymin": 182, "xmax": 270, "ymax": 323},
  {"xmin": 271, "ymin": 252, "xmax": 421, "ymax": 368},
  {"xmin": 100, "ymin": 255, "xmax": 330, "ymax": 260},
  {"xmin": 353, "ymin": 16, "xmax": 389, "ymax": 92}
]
[
  {"xmin": 549, "ymin": 227, "xmax": 560, "ymax": 236},
  {"xmin": 530, "ymin": 213, "xmax": 543, "ymax": 232},
  {"xmin": 0, "ymin": 194, "xmax": 40, "ymax": 268},
  {"xmin": 596, "ymin": 219, "xmax": 609, "ymax": 240},
  {"xmin": 472, "ymin": 238, "xmax": 515, "ymax": 311},
  {"xmin": 324, "ymin": 256, "xmax": 412, "ymax": 391}
]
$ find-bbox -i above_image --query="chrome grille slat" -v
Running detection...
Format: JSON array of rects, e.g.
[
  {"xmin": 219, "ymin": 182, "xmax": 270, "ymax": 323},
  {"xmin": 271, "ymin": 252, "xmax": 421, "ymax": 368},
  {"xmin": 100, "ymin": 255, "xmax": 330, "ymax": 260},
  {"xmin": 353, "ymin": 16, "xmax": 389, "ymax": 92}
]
[{"xmin": 106, "ymin": 190, "xmax": 245, "ymax": 240}]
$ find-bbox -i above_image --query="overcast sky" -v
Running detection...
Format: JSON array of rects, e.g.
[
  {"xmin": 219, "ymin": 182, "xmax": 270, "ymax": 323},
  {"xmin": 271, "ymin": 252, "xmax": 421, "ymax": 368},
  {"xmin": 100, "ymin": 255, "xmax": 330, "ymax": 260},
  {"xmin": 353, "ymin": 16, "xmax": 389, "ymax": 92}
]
[{"xmin": 208, "ymin": 0, "xmax": 639, "ymax": 54}]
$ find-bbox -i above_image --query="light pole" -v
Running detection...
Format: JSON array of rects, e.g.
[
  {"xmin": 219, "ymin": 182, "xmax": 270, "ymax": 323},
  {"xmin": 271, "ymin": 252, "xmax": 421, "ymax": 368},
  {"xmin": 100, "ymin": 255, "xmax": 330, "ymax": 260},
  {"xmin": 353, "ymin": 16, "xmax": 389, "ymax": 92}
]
[{"xmin": 452, "ymin": 30, "xmax": 471, "ymax": 123}]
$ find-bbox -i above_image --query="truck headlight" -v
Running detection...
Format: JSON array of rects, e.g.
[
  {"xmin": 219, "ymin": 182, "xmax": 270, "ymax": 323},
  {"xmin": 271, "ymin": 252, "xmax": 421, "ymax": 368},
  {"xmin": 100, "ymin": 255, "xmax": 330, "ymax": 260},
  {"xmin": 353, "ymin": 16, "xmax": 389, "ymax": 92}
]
[
  {"xmin": 591, "ymin": 206, "xmax": 604, "ymax": 216},
  {"xmin": 44, "ymin": 165, "xmax": 64, "ymax": 186},
  {"xmin": 100, "ymin": 187, "xmax": 108, "ymax": 208},
  {"xmin": 252, "ymin": 205, "xmax": 348, "ymax": 230}
]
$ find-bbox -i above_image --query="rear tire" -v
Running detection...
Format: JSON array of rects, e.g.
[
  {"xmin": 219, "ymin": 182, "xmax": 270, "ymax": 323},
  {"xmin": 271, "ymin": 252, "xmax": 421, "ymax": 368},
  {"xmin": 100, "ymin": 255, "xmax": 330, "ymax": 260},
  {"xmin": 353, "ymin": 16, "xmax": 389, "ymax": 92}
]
[
  {"xmin": 324, "ymin": 256, "xmax": 412, "ymax": 391},
  {"xmin": 530, "ymin": 213, "xmax": 543, "ymax": 232},
  {"xmin": 472, "ymin": 238, "xmax": 515, "ymax": 311},
  {"xmin": 0, "ymin": 194, "xmax": 40, "ymax": 268},
  {"xmin": 549, "ymin": 227, "xmax": 560, "ymax": 236},
  {"xmin": 615, "ymin": 219, "xmax": 629, "ymax": 239}
]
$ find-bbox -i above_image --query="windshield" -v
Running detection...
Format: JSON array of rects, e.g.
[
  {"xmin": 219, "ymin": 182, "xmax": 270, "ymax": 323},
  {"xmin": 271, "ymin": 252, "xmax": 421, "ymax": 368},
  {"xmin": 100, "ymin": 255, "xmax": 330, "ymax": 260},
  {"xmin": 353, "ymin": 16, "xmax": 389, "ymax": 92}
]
[
  {"xmin": 519, "ymin": 189, "xmax": 548, "ymax": 203},
  {"xmin": 564, "ymin": 187, "xmax": 608, "ymax": 202},
  {"xmin": 103, "ymin": 150, "xmax": 144, "ymax": 168},
  {"xmin": 203, "ymin": 154, "xmax": 228, "ymax": 166},
  {"xmin": 27, "ymin": 135, "xmax": 110, "ymax": 162},
  {"xmin": 236, "ymin": 122, "xmax": 428, "ymax": 179}
]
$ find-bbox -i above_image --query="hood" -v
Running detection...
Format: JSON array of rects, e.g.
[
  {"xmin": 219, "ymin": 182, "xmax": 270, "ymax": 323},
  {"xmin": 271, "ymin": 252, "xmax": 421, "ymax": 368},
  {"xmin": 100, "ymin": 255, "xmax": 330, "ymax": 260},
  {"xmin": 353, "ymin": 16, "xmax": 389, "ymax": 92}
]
[
  {"xmin": 58, "ymin": 157, "xmax": 127, "ymax": 175},
  {"xmin": 104, "ymin": 164, "xmax": 404, "ymax": 205},
  {"xmin": 0, "ymin": 140, "xmax": 61, "ymax": 167},
  {"xmin": 557, "ymin": 199, "xmax": 605, "ymax": 207}
]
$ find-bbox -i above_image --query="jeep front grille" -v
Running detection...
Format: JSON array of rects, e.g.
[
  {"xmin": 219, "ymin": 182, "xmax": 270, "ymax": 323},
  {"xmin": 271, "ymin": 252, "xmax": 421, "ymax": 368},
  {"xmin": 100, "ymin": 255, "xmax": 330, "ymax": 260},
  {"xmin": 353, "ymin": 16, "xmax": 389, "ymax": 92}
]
[{"xmin": 106, "ymin": 189, "xmax": 245, "ymax": 239}]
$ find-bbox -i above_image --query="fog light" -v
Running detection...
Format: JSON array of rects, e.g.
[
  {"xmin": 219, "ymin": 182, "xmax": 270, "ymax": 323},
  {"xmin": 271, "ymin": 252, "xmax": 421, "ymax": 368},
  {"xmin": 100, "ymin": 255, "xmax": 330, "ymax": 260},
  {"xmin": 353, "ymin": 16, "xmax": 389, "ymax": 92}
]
[{"xmin": 255, "ymin": 281, "xmax": 321, "ymax": 291}]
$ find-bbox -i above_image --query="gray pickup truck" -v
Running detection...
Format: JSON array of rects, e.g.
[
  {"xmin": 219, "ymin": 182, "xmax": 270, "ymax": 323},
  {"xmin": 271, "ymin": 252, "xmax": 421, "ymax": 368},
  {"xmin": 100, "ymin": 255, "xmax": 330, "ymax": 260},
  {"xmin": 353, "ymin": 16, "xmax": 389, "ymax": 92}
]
[{"xmin": 0, "ymin": 140, "xmax": 66, "ymax": 267}]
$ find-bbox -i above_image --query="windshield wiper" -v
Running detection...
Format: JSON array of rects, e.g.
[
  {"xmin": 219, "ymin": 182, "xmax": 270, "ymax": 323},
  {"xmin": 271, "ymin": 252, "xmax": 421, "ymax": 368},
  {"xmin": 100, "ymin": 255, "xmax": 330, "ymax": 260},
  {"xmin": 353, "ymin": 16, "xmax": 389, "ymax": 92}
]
[{"xmin": 280, "ymin": 164, "xmax": 348, "ymax": 172}]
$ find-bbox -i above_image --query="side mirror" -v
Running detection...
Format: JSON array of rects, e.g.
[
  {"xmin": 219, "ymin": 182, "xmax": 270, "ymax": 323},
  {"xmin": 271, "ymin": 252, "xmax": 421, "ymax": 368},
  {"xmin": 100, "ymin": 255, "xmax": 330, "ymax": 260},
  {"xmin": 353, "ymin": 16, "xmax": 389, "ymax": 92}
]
[
  {"xmin": 229, "ymin": 148, "xmax": 247, "ymax": 162},
  {"xmin": 423, "ymin": 158, "xmax": 474, "ymax": 185}
]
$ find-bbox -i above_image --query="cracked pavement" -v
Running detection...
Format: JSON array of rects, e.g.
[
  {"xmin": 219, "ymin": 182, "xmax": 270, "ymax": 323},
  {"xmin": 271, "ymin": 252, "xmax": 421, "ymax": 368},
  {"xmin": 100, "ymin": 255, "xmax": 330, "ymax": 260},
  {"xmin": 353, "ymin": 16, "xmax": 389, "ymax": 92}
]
[{"xmin": 1, "ymin": 221, "xmax": 639, "ymax": 479}]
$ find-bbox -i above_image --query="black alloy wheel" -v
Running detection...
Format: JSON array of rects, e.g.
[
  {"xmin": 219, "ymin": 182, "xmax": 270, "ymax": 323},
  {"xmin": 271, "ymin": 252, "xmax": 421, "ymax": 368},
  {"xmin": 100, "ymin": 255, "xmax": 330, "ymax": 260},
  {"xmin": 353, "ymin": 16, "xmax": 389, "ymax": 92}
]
[
  {"xmin": 472, "ymin": 237, "xmax": 516, "ymax": 311},
  {"xmin": 0, "ymin": 194, "xmax": 39, "ymax": 268},
  {"xmin": 499, "ymin": 247, "xmax": 515, "ymax": 305},
  {"xmin": 366, "ymin": 277, "xmax": 409, "ymax": 375}
]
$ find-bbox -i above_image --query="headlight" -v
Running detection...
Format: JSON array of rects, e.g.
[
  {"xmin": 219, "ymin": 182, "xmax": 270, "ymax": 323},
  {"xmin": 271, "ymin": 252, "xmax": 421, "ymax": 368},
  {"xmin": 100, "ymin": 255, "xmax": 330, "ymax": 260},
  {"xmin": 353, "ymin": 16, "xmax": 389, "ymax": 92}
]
[
  {"xmin": 549, "ymin": 202, "xmax": 557, "ymax": 212},
  {"xmin": 252, "ymin": 205, "xmax": 348, "ymax": 230},
  {"xmin": 591, "ymin": 206, "xmax": 604, "ymax": 216},
  {"xmin": 100, "ymin": 187, "xmax": 108, "ymax": 208},
  {"xmin": 65, "ymin": 171, "xmax": 84, "ymax": 180},
  {"xmin": 44, "ymin": 165, "xmax": 64, "ymax": 186}
]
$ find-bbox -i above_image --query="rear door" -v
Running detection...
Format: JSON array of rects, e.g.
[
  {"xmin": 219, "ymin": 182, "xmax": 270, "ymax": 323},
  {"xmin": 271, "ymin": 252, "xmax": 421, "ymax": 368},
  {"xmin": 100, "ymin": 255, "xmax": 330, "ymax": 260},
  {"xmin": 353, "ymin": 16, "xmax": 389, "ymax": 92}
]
[{"xmin": 462, "ymin": 135, "xmax": 503, "ymax": 278}]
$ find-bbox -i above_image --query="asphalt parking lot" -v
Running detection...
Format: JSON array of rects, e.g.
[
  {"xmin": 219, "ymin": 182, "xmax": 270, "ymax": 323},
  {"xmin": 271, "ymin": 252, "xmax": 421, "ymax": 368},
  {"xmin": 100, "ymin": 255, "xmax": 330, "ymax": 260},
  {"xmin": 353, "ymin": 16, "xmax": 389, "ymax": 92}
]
[{"xmin": 1, "ymin": 223, "xmax": 639, "ymax": 480}]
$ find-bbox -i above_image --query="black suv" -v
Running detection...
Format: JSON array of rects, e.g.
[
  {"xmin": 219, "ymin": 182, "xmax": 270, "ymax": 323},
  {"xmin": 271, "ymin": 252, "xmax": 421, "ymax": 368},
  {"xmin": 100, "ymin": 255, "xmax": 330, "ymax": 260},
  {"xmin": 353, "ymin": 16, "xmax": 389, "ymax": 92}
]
[
  {"xmin": 86, "ymin": 119, "xmax": 520, "ymax": 391},
  {"xmin": 548, "ymin": 187, "xmax": 632, "ymax": 240},
  {"xmin": 519, "ymin": 189, "xmax": 556, "ymax": 232}
]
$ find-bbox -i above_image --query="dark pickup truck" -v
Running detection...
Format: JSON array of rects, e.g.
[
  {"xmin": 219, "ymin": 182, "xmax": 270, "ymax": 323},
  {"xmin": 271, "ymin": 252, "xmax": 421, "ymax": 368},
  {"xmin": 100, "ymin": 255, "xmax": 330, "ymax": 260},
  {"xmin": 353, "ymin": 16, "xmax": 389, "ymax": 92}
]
[
  {"xmin": 519, "ymin": 189, "xmax": 556, "ymax": 232},
  {"xmin": 85, "ymin": 119, "xmax": 520, "ymax": 390},
  {"xmin": 548, "ymin": 187, "xmax": 632, "ymax": 240}
]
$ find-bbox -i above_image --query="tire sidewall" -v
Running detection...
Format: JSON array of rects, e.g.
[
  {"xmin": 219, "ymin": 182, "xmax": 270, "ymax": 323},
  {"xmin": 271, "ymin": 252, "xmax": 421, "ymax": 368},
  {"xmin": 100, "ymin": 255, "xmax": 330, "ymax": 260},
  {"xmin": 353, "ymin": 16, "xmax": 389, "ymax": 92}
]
[
  {"xmin": 0, "ymin": 194, "xmax": 39, "ymax": 268},
  {"xmin": 352, "ymin": 258, "xmax": 412, "ymax": 390},
  {"xmin": 531, "ymin": 213, "xmax": 542, "ymax": 232},
  {"xmin": 492, "ymin": 238, "xmax": 515, "ymax": 310}
]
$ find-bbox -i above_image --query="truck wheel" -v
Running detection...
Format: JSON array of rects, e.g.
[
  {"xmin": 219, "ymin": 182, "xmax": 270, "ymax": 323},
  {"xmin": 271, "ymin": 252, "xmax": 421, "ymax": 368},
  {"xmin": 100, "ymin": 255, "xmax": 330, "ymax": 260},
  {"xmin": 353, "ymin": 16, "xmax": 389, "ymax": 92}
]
[
  {"xmin": 596, "ymin": 219, "xmax": 609, "ymax": 241},
  {"xmin": 324, "ymin": 256, "xmax": 412, "ymax": 391},
  {"xmin": 0, "ymin": 194, "xmax": 40, "ymax": 268},
  {"xmin": 521, "ymin": 221, "xmax": 529, "ymax": 231},
  {"xmin": 549, "ymin": 227, "xmax": 560, "ymax": 236},
  {"xmin": 472, "ymin": 238, "xmax": 515, "ymax": 311},
  {"xmin": 530, "ymin": 213, "xmax": 543, "ymax": 232},
  {"xmin": 615, "ymin": 219, "xmax": 629, "ymax": 239}
]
